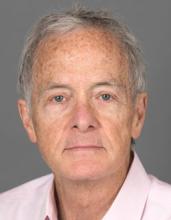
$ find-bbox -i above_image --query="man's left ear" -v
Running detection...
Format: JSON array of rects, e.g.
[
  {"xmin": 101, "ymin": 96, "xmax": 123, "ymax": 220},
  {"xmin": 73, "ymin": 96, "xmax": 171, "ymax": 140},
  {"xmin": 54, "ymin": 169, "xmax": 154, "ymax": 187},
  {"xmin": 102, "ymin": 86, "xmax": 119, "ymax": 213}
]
[
  {"xmin": 131, "ymin": 92, "xmax": 148, "ymax": 140},
  {"xmin": 17, "ymin": 99, "xmax": 37, "ymax": 143}
]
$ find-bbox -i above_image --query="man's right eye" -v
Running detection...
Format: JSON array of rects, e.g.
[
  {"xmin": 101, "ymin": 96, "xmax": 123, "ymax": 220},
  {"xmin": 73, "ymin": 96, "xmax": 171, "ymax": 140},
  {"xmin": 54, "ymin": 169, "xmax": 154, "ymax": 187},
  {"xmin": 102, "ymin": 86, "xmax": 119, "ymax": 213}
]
[
  {"xmin": 53, "ymin": 95, "xmax": 64, "ymax": 103},
  {"xmin": 100, "ymin": 93, "xmax": 112, "ymax": 101}
]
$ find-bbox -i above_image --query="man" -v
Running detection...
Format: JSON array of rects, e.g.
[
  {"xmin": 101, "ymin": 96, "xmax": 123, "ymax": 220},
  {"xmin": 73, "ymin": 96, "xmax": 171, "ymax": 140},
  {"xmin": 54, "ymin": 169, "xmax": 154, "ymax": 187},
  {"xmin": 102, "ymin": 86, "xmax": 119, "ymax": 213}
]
[{"xmin": 0, "ymin": 7, "xmax": 171, "ymax": 220}]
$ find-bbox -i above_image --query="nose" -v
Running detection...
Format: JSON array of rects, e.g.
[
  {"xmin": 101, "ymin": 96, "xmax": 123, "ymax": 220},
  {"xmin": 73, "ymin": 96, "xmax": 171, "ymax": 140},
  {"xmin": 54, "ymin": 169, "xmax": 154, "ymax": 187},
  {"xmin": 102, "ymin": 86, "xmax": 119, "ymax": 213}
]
[{"xmin": 71, "ymin": 102, "xmax": 100, "ymax": 132}]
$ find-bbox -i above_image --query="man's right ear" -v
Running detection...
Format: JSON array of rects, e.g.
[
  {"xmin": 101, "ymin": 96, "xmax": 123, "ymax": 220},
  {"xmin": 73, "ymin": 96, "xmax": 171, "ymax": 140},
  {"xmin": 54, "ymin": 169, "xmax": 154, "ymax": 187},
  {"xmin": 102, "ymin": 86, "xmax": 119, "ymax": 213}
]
[{"xmin": 17, "ymin": 99, "xmax": 37, "ymax": 143}]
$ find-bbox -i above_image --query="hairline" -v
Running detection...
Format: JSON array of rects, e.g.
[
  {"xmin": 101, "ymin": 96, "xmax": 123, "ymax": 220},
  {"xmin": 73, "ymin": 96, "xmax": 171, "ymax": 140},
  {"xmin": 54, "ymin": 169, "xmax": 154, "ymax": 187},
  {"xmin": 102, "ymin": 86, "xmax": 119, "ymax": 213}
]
[{"xmin": 18, "ymin": 10, "xmax": 146, "ymax": 106}]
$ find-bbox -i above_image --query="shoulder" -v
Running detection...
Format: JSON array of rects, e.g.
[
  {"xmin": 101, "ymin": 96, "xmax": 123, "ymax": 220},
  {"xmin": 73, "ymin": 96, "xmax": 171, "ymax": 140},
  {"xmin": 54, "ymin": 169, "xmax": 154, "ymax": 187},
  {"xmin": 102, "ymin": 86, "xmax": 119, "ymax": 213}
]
[
  {"xmin": 0, "ymin": 174, "xmax": 53, "ymax": 219},
  {"xmin": 0, "ymin": 173, "xmax": 53, "ymax": 200},
  {"xmin": 147, "ymin": 175, "xmax": 171, "ymax": 212}
]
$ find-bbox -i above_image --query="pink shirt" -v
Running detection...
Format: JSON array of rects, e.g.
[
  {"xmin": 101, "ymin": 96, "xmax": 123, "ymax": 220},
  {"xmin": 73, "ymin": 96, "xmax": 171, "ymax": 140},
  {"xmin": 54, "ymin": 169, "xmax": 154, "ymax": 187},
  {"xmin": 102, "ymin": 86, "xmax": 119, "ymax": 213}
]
[{"xmin": 0, "ymin": 152, "xmax": 171, "ymax": 220}]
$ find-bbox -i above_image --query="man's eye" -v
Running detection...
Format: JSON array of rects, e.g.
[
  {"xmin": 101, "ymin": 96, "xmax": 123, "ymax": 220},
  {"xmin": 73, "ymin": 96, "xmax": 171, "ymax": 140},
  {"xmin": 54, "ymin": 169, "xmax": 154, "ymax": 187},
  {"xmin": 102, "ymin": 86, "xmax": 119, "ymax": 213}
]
[
  {"xmin": 100, "ymin": 94, "xmax": 112, "ymax": 101},
  {"xmin": 54, "ymin": 95, "xmax": 64, "ymax": 103}
]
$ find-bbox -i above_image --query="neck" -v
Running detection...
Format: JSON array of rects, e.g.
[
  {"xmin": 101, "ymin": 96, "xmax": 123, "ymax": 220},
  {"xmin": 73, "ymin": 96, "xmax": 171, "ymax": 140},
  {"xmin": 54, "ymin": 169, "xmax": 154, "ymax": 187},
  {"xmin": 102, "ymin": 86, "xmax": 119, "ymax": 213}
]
[{"xmin": 54, "ymin": 153, "xmax": 133, "ymax": 220}]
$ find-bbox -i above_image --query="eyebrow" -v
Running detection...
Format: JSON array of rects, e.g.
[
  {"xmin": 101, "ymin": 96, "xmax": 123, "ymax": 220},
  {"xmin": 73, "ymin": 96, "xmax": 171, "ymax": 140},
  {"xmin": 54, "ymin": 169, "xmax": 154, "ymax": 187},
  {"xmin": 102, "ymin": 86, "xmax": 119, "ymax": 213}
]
[
  {"xmin": 45, "ymin": 83, "xmax": 73, "ymax": 91},
  {"xmin": 90, "ymin": 80, "xmax": 126, "ymax": 90},
  {"xmin": 38, "ymin": 82, "xmax": 73, "ymax": 98}
]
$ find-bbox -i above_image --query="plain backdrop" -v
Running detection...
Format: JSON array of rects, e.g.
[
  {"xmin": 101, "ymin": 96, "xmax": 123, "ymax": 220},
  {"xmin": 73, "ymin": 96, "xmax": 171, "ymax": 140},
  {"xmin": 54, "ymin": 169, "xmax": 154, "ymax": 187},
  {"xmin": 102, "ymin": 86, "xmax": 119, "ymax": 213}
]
[{"xmin": 0, "ymin": 0, "xmax": 171, "ymax": 193}]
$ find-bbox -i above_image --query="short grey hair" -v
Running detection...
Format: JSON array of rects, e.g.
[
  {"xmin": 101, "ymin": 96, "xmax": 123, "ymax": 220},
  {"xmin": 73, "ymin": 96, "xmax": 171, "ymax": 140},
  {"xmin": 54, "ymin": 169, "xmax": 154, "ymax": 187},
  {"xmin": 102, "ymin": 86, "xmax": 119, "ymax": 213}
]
[{"xmin": 18, "ymin": 8, "xmax": 146, "ymax": 103}]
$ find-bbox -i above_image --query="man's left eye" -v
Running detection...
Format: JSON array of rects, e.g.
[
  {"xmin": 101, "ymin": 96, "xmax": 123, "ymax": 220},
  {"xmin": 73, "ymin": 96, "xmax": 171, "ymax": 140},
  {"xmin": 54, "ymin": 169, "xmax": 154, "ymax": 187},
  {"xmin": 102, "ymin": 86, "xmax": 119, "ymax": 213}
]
[
  {"xmin": 54, "ymin": 95, "xmax": 64, "ymax": 103},
  {"xmin": 100, "ymin": 94, "xmax": 112, "ymax": 101}
]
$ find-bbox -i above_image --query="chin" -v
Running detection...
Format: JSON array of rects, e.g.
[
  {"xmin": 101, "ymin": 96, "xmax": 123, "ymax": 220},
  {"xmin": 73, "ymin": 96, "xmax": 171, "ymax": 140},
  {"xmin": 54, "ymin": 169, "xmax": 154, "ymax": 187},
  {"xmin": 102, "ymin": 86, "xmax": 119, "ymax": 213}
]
[{"xmin": 60, "ymin": 160, "xmax": 111, "ymax": 181}]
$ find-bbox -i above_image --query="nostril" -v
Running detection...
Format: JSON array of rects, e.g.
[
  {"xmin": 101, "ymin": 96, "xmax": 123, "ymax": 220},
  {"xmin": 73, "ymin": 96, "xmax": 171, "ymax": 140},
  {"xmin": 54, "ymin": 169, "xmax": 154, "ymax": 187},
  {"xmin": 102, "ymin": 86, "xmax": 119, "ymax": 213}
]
[{"xmin": 72, "ymin": 123, "xmax": 95, "ymax": 132}]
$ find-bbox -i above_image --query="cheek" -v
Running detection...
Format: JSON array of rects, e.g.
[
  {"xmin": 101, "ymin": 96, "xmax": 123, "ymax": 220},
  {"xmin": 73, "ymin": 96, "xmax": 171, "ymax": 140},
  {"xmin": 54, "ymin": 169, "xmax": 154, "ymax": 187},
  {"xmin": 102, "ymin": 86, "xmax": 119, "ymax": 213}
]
[
  {"xmin": 98, "ymin": 107, "xmax": 133, "ymax": 150},
  {"xmin": 32, "ymin": 110, "xmax": 70, "ymax": 161},
  {"xmin": 99, "ymin": 114, "xmax": 132, "ymax": 173}
]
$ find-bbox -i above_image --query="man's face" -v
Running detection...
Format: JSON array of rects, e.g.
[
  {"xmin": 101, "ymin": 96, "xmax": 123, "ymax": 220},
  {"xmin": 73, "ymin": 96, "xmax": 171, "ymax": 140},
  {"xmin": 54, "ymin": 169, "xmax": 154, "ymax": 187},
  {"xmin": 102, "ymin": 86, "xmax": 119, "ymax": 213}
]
[{"xmin": 18, "ymin": 27, "xmax": 147, "ymax": 181}]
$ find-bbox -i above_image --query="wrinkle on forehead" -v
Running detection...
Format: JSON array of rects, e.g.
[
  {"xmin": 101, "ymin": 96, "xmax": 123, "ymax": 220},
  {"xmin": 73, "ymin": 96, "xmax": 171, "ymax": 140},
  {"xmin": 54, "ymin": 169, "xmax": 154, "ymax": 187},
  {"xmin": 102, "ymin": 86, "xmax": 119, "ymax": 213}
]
[{"xmin": 32, "ymin": 27, "xmax": 129, "ymax": 98}]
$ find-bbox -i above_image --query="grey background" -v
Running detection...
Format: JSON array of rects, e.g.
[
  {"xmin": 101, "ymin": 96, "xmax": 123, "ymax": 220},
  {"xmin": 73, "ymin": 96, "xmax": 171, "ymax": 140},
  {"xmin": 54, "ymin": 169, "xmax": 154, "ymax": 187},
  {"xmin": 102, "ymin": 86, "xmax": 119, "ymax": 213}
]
[{"xmin": 0, "ymin": 0, "xmax": 171, "ymax": 193}]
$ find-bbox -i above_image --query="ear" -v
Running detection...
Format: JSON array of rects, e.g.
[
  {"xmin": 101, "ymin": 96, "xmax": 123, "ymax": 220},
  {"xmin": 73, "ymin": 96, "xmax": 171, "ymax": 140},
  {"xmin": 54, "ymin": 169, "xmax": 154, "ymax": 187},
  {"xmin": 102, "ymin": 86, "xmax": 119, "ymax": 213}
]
[
  {"xmin": 131, "ymin": 93, "xmax": 148, "ymax": 140},
  {"xmin": 17, "ymin": 99, "xmax": 37, "ymax": 143}
]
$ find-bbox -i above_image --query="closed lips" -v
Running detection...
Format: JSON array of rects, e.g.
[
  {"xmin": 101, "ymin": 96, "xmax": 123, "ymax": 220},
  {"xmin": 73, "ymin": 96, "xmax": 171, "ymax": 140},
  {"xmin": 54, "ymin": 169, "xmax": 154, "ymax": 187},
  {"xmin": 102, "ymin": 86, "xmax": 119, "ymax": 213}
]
[{"xmin": 65, "ymin": 145, "xmax": 103, "ymax": 150}]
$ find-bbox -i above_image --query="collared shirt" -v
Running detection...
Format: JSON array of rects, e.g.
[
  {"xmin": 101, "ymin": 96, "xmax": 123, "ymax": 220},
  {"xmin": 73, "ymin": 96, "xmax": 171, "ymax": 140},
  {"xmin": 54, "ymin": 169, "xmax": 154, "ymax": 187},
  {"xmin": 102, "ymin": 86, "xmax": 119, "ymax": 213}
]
[{"xmin": 0, "ymin": 152, "xmax": 171, "ymax": 220}]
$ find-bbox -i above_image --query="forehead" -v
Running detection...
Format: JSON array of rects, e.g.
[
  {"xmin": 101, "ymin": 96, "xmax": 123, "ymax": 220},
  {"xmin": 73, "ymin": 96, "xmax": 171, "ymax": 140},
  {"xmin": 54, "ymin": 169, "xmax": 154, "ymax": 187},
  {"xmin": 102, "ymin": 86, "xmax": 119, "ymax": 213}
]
[{"xmin": 32, "ymin": 27, "xmax": 128, "ymax": 88}]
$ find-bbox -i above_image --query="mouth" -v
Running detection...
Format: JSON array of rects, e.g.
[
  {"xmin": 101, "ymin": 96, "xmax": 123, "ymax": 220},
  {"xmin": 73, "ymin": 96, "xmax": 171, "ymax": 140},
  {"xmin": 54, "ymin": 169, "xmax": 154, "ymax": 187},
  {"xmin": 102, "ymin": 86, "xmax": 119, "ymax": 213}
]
[{"xmin": 64, "ymin": 145, "xmax": 103, "ymax": 151}]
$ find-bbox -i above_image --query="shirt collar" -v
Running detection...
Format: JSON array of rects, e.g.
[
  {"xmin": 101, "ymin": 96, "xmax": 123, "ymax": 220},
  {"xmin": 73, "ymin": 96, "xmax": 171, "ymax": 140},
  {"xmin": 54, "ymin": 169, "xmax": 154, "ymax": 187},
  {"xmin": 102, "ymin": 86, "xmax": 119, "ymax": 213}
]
[
  {"xmin": 45, "ymin": 176, "xmax": 58, "ymax": 220},
  {"xmin": 44, "ymin": 152, "xmax": 151, "ymax": 220},
  {"xmin": 102, "ymin": 151, "xmax": 152, "ymax": 220}
]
